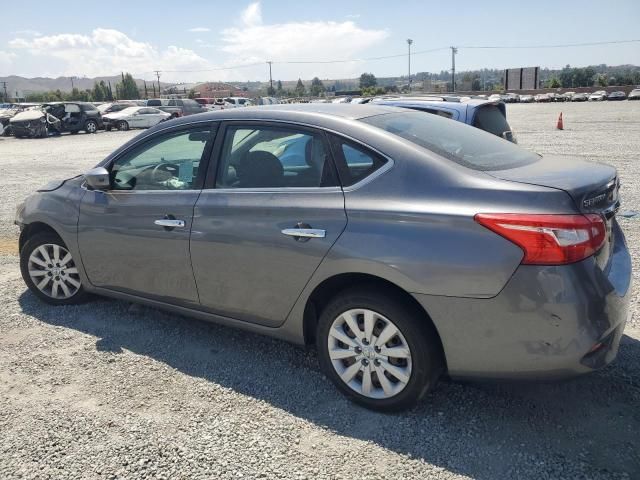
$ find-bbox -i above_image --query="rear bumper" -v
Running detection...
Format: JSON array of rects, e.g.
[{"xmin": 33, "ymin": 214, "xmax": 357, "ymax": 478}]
[{"xmin": 415, "ymin": 221, "xmax": 632, "ymax": 380}]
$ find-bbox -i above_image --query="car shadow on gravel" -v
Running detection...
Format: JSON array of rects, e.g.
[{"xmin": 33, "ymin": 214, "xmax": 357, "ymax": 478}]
[{"xmin": 18, "ymin": 292, "xmax": 640, "ymax": 479}]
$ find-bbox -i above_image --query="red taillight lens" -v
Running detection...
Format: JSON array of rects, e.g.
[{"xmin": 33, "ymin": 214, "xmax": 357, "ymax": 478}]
[{"xmin": 474, "ymin": 213, "xmax": 606, "ymax": 265}]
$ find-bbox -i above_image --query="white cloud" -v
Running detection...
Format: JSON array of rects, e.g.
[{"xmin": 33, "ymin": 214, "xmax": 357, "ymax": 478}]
[
  {"xmin": 220, "ymin": 2, "xmax": 388, "ymax": 78},
  {"xmin": 0, "ymin": 50, "xmax": 17, "ymax": 68},
  {"xmin": 241, "ymin": 2, "xmax": 262, "ymax": 26},
  {"xmin": 9, "ymin": 28, "xmax": 212, "ymax": 81},
  {"xmin": 12, "ymin": 29, "xmax": 42, "ymax": 37},
  {"xmin": 188, "ymin": 27, "xmax": 211, "ymax": 32}
]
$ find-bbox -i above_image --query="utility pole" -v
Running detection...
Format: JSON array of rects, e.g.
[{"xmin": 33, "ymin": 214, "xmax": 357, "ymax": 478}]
[
  {"xmin": 70, "ymin": 76, "xmax": 75, "ymax": 90},
  {"xmin": 407, "ymin": 39, "xmax": 413, "ymax": 91},
  {"xmin": 154, "ymin": 70, "xmax": 162, "ymax": 97},
  {"xmin": 267, "ymin": 61, "xmax": 273, "ymax": 93},
  {"xmin": 450, "ymin": 46, "xmax": 458, "ymax": 92},
  {"xmin": 0, "ymin": 81, "xmax": 7, "ymax": 102}
]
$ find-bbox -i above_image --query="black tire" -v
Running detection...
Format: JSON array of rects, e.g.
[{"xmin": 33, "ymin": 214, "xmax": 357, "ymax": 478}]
[
  {"xmin": 117, "ymin": 120, "xmax": 129, "ymax": 131},
  {"xmin": 84, "ymin": 120, "xmax": 98, "ymax": 134},
  {"xmin": 38, "ymin": 124, "xmax": 48, "ymax": 138},
  {"xmin": 20, "ymin": 231, "xmax": 90, "ymax": 306},
  {"xmin": 316, "ymin": 287, "xmax": 444, "ymax": 412},
  {"xmin": 105, "ymin": 125, "xmax": 112, "ymax": 132}
]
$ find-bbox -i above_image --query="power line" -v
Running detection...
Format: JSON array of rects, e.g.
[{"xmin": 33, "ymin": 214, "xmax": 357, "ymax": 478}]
[
  {"xmin": 459, "ymin": 39, "xmax": 640, "ymax": 49},
  {"xmin": 142, "ymin": 39, "xmax": 640, "ymax": 75}
]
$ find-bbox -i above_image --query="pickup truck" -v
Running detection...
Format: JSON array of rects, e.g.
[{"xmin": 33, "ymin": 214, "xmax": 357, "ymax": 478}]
[{"xmin": 145, "ymin": 98, "xmax": 206, "ymax": 117}]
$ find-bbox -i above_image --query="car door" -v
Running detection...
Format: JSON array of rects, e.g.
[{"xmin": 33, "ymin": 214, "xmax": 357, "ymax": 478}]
[
  {"xmin": 78, "ymin": 124, "xmax": 216, "ymax": 307},
  {"xmin": 190, "ymin": 121, "xmax": 347, "ymax": 327},
  {"xmin": 136, "ymin": 108, "xmax": 155, "ymax": 127}
]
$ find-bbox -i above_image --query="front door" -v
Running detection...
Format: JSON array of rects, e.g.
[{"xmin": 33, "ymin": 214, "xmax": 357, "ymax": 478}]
[
  {"xmin": 78, "ymin": 125, "xmax": 215, "ymax": 307},
  {"xmin": 190, "ymin": 122, "xmax": 347, "ymax": 326}
]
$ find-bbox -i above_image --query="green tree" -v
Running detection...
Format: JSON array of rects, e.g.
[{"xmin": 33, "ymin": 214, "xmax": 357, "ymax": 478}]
[
  {"xmin": 310, "ymin": 77, "xmax": 325, "ymax": 96},
  {"xmin": 471, "ymin": 78, "xmax": 481, "ymax": 91},
  {"xmin": 596, "ymin": 74, "xmax": 608, "ymax": 87},
  {"xmin": 548, "ymin": 77, "xmax": 561, "ymax": 88},
  {"xmin": 359, "ymin": 72, "xmax": 377, "ymax": 89},
  {"xmin": 361, "ymin": 86, "xmax": 386, "ymax": 96},
  {"xmin": 266, "ymin": 85, "xmax": 276, "ymax": 96},
  {"xmin": 92, "ymin": 81, "xmax": 109, "ymax": 102},
  {"xmin": 294, "ymin": 78, "xmax": 305, "ymax": 96},
  {"xmin": 276, "ymin": 80, "xmax": 283, "ymax": 95},
  {"xmin": 115, "ymin": 72, "xmax": 140, "ymax": 100}
]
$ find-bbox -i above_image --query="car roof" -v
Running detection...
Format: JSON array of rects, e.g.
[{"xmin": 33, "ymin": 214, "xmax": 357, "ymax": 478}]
[
  {"xmin": 166, "ymin": 103, "xmax": 404, "ymax": 126},
  {"xmin": 371, "ymin": 97, "xmax": 501, "ymax": 113}
]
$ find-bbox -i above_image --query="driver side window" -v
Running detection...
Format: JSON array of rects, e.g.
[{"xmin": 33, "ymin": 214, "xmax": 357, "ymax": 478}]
[{"xmin": 111, "ymin": 128, "xmax": 211, "ymax": 191}]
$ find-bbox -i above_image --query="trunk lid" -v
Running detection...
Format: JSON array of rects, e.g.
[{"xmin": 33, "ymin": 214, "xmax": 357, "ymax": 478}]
[{"xmin": 487, "ymin": 155, "xmax": 620, "ymax": 268}]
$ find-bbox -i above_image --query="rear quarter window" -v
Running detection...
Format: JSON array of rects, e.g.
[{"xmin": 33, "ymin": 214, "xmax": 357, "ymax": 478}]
[
  {"xmin": 329, "ymin": 135, "xmax": 387, "ymax": 186},
  {"xmin": 361, "ymin": 111, "xmax": 538, "ymax": 171},
  {"xmin": 472, "ymin": 105, "xmax": 511, "ymax": 138}
]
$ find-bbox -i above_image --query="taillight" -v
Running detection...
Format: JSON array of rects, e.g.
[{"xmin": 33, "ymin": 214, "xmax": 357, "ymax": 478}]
[{"xmin": 474, "ymin": 213, "xmax": 606, "ymax": 265}]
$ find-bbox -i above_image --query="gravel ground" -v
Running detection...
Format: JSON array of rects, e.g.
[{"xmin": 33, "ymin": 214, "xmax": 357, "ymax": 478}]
[{"xmin": 0, "ymin": 103, "xmax": 639, "ymax": 479}]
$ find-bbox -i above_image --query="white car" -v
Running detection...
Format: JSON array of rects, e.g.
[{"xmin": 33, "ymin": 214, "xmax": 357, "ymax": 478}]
[
  {"xmin": 588, "ymin": 90, "xmax": 608, "ymax": 101},
  {"xmin": 223, "ymin": 97, "xmax": 253, "ymax": 108},
  {"xmin": 103, "ymin": 107, "xmax": 170, "ymax": 131}
]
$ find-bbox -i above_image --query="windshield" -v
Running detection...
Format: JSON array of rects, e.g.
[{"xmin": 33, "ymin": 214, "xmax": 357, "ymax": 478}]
[{"xmin": 361, "ymin": 111, "xmax": 540, "ymax": 171}]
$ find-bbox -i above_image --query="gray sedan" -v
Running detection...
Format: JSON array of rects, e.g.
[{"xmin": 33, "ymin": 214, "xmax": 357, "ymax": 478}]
[{"xmin": 15, "ymin": 104, "xmax": 632, "ymax": 411}]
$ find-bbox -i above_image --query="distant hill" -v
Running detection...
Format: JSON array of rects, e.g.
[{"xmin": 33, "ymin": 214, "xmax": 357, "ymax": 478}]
[{"xmin": 0, "ymin": 75, "xmax": 163, "ymax": 95}]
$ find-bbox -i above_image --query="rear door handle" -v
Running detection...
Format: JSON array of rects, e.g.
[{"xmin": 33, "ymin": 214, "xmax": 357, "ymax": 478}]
[
  {"xmin": 281, "ymin": 228, "xmax": 326, "ymax": 239},
  {"xmin": 154, "ymin": 219, "xmax": 185, "ymax": 228}
]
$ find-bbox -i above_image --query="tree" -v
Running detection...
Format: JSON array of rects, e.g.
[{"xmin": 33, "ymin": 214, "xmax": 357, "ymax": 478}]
[
  {"xmin": 115, "ymin": 72, "xmax": 140, "ymax": 100},
  {"xmin": 276, "ymin": 80, "xmax": 283, "ymax": 95},
  {"xmin": 548, "ymin": 77, "xmax": 561, "ymax": 88},
  {"xmin": 310, "ymin": 77, "xmax": 325, "ymax": 96},
  {"xmin": 361, "ymin": 86, "xmax": 385, "ymax": 97},
  {"xmin": 92, "ymin": 81, "xmax": 109, "ymax": 102},
  {"xmin": 359, "ymin": 72, "xmax": 377, "ymax": 89},
  {"xmin": 471, "ymin": 78, "xmax": 481, "ymax": 91},
  {"xmin": 596, "ymin": 74, "xmax": 608, "ymax": 87},
  {"xmin": 294, "ymin": 78, "xmax": 305, "ymax": 96},
  {"xmin": 266, "ymin": 85, "xmax": 276, "ymax": 96}
]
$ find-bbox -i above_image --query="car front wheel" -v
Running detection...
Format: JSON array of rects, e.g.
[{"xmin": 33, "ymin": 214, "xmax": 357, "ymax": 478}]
[
  {"xmin": 117, "ymin": 120, "xmax": 129, "ymax": 131},
  {"xmin": 84, "ymin": 120, "xmax": 98, "ymax": 133},
  {"xmin": 20, "ymin": 232, "xmax": 90, "ymax": 305},
  {"xmin": 317, "ymin": 287, "xmax": 443, "ymax": 412}
]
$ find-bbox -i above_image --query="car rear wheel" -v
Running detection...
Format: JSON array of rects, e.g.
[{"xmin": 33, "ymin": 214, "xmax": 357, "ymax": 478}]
[
  {"xmin": 316, "ymin": 287, "xmax": 443, "ymax": 412},
  {"xmin": 117, "ymin": 120, "xmax": 129, "ymax": 131},
  {"xmin": 84, "ymin": 120, "xmax": 98, "ymax": 134},
  {"xmin": 20, "ymin": 232, "xmax": 90, "ymax": 305}
]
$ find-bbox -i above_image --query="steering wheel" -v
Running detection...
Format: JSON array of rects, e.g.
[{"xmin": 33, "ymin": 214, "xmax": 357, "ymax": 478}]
[{"xmin": 150, "ymin": 163, "xmax": 180, "ymax": 183}]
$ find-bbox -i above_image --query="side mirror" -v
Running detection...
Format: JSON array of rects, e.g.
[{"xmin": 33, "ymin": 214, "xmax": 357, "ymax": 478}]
[{"xmin": 84, "ymin": 167, "xmax": 110, "ymax": 190}]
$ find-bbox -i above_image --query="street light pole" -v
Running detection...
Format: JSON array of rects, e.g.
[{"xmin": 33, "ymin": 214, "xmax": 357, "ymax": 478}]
[
  {"xmin": 450, "ymin": 46, "xmax": 458, "ymax": 92},
  {"xmin": 267, "ymin": 61, "xmax": 273, "ymax": 93},
  {"xmin": 407, "ymin": 39, "xmax": 413, "ymax": 91}
]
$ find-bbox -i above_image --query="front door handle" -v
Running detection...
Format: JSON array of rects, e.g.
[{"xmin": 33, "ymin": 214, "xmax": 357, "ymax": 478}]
[
  {"xmin": 281, "ymin": 228, "xmax": 326, "ymax": 239},
  {"xmin": 154, "ymin": 219, "xmax": 185, "ymax": 228}
]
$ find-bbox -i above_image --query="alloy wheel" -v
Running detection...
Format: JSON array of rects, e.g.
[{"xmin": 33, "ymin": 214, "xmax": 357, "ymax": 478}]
[
  {"xmin": 327, "ymin": 308, "xmax": 413, "ymax": 399},
  {"xmin": 27, "ymin": 244, "xmax": 81, "ymax": 300}
]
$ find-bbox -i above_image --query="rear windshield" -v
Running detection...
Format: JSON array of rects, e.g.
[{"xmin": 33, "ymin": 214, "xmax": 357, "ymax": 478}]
[
  {"xmin": 361, "ymin": 111, "xmax": 539, "ymax": 171},
  {"xmin": 147, "ymin": 99, "xmax": 161, "ymax": 106},
  {"xmin": 473, "ymin": 105, "xmax": 511, "ymax": 137}
]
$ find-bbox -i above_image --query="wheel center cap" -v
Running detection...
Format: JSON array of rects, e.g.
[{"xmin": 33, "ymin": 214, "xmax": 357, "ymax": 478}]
[
  {"xmin": 362, "ymin": 345, "xmax": 376, "ymax": 360},
  {"xmin": 50, "ymin": 267, "xmax": 61, "ymax": 276}
]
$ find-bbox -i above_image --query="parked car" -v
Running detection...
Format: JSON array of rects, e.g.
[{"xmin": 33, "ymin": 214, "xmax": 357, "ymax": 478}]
[
  {"xmin": 9, "ymin": 102, "xmax": 102, "ymax": 138},
  {"xmin": 588, "ymin": 90, "xmax": 608, "ymax": 101},
  {"xmin": 103, "ymin": 106, "xmax": 171, "ymax": 131},
  {"xmin": 519, "ymin": 95, "xmax": 534, "ymax": 103},
  {"xmin": 571, "ymin": 93, "xmax": 588, "ymax": 102},
  {"xmin": 607, "ymin": 91, "xmax": 626, "ymax": 101},
  {"xmin": 370, "ymin": 97, "xmax": 517, "ymax": 142},
  {"xmin": 146, "ymin": 98, "xmax": 206, "ymax": 117},
  {"xmin": 97, "ymin": 102, "xmax": 143, "ymax": 115},
  {"xmin": 628, "ymin": 88, "xmax": 640, "ymax": 100},
  {"xmin": 17, "ymin": 104, "xmax": 630, "ymax": 411},
  {"xmin": 534, "ymin": 93, "xmax": 551, "ymax": 103},
  {"xmin": 0, "ymin": 104, "xmax": 30, "ymax": 136},
  {"xmin": 223, "ymin": 97, "xmax": 253, "ymax": 108},
  {"xmin": 562, "ymin": 92, "xmax": 576, "ymax": 101},
  {"xmin": 488, "ymin": 94, "xmax": 502, "ymax": 102}
]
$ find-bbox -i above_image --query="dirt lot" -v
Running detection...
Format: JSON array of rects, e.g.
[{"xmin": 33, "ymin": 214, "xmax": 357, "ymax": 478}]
[{"xmin": 0, "ymin": 102, "xmax": 639, "ymax": 479}]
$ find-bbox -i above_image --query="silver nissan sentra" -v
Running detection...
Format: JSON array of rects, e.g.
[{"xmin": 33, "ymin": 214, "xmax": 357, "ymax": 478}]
[{"xmin": 15, "ymin": 104, "xmax": 632, "ymax": 411}]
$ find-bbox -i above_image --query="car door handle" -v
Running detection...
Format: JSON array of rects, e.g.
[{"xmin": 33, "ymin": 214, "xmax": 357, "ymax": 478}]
[
  {"xmin": 281, "ymin": 228, "xmax": 326, "ymax": 238},
  {"xmin": 154, "ymin": 219, "xmax": 185, "ymax": 228}
]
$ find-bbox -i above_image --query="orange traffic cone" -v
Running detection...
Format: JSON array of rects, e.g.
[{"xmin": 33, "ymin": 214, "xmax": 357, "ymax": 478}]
[{"xmin": 556, "ymin": 112, "xmax": 564, "ymax": 130}]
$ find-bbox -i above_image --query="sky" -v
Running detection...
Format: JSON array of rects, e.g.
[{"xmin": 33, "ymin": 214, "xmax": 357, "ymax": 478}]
[{"xmin": 1, "ymin": 0, "xmax": 639, "ymax": 84}]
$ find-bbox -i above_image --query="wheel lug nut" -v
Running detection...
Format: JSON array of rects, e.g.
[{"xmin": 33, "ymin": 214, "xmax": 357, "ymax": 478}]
[
  {"xmin": 362, "ymin": 339, "xmax": 369, "ymax": 345},
  {"xmin": 374, "ymin": 359, "xmax": 381, "ymax": 366},
  {"xmin": 355, "ymin": 346, "xmax": 362, "ymax": 354},
  {"xmin": 361, "ymin": 359, "xmax": 369, "ymax": 366}
]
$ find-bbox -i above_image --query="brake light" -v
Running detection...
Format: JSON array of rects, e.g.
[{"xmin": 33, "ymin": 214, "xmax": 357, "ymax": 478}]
[{"xmin": 474, "ymin": 213, "xmax": 606, "ymax": 265}]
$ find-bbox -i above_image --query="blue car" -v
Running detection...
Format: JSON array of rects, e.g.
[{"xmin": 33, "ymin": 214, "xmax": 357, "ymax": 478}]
[{"xmin": 370, "ymin": 97, "xmax": 517, "ymax": 143}]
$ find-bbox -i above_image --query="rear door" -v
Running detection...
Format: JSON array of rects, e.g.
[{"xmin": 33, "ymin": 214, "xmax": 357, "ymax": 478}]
[{"xmin": 190, "ymin": 121, "xmax": 347, "ymax": 326}]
